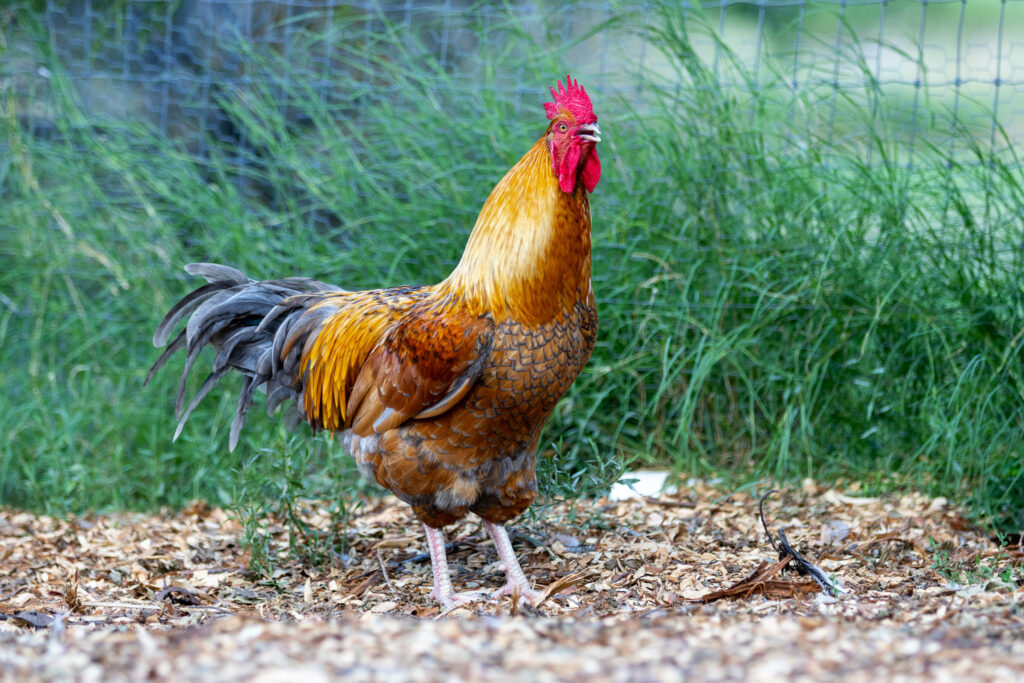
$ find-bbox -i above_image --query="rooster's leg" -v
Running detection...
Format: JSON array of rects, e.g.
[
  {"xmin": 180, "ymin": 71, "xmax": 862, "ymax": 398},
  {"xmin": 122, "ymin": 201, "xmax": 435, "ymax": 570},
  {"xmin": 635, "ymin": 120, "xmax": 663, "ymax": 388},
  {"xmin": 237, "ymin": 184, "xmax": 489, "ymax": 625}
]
[
  {"xmin": 483, "ymin": 521, "xmax": 542, "ymax": 604},
  {"xmin": 423, "ymin": 524, "xmax": 480, "ymax": 610}
]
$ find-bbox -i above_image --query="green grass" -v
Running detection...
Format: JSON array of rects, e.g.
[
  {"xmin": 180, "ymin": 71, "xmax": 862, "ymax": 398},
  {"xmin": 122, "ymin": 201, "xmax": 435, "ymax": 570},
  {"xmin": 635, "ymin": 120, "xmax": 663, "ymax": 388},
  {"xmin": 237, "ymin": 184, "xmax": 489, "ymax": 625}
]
[{"xmin": 2, "ymin": 3, "xmax": 1022, "ymax": 544}]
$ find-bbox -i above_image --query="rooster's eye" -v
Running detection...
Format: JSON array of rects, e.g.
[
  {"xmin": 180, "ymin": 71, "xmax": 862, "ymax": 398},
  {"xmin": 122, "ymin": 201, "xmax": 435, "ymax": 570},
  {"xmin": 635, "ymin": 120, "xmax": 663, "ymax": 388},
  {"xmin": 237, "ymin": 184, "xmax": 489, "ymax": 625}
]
[{"xmin": 558, "ymin": 123, "xmax": 568, "ymax": 132}]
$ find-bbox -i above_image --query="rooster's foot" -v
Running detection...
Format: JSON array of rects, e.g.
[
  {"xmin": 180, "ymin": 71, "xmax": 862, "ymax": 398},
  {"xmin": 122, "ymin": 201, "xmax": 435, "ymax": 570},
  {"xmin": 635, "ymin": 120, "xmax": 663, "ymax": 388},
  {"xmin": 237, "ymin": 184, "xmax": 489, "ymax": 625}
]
[
  {"xmin": 482, "ymin": 521, "xmax": 542, "ymax": 605},
  {"xmin": 489, "ymin": 581, "xmax": 542, "ymax": 605},
  {"xmin": 430, "ymin": 587, "xmax": 487, "ymax": 611}
]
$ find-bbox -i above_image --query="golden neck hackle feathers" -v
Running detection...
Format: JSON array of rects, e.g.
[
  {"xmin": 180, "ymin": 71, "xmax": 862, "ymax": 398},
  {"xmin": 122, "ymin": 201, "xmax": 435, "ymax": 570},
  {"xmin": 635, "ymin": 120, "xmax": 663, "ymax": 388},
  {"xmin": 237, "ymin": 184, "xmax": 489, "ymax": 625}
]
[{"xmin": 441, "ymin": 137, "xmax": 593, "ymax": 326}]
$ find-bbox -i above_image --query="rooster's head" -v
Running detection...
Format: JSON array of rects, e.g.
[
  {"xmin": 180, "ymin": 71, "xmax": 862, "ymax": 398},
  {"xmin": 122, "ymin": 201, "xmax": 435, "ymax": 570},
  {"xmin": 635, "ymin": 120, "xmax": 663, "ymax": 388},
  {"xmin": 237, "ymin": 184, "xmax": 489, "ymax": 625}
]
[{"xmin": 544, "ymin": 75, "xmax": 601, "ymax": 194}]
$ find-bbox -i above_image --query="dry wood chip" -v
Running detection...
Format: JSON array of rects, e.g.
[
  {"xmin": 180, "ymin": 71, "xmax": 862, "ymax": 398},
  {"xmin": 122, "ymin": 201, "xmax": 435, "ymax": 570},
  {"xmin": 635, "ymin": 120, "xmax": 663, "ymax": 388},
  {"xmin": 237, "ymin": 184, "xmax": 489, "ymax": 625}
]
[{"xmin": 0, "ymin": 485, "xmax": 1021, "ymax": 682}]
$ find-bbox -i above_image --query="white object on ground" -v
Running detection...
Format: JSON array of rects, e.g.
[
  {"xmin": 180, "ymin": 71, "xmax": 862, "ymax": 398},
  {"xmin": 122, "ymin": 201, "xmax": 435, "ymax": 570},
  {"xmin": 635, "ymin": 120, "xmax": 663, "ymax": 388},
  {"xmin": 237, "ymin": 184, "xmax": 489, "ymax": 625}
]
[{"xmin": 609, "ymin": 471, "xmax": 677, "ymax": 501}]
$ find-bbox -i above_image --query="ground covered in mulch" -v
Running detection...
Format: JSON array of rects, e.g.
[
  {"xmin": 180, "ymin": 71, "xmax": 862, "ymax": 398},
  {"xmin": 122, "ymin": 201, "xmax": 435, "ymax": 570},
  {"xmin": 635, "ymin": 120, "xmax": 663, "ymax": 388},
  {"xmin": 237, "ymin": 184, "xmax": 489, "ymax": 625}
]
[{"xmin": 2, "ymin": 480, "xmax": 1022, "ymax": 682}]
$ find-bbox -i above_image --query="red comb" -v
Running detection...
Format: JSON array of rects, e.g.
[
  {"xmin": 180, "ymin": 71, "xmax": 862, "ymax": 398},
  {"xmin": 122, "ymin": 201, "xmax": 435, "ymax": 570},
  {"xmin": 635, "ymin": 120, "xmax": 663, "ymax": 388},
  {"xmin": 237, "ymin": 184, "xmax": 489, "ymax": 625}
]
[{"xmin": 544, "ymin": 75, "xmax": 596, "ymax": 124}]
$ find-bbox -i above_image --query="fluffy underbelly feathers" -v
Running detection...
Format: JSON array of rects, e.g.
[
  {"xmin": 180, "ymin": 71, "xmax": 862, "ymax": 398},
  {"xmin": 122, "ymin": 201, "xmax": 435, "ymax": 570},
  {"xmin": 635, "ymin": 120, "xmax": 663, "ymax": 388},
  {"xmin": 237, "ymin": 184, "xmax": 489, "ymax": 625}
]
[{"xmin": 344, "ymin": 301, "xmax": 597, "ymax": 526}]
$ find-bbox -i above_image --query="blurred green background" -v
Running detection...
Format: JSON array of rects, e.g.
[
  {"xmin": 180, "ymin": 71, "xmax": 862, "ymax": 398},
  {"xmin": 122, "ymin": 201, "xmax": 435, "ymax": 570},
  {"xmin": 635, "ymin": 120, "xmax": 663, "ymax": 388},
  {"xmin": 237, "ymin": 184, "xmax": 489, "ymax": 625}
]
[{"xmin": 2, "ymin": 1, "xmax": 1022, "ymax": 538}]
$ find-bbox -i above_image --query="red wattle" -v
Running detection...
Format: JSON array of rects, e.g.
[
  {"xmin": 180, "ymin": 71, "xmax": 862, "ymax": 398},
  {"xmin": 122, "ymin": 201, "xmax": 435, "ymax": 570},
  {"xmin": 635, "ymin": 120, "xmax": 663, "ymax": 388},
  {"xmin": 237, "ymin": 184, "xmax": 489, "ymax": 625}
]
[
  {"xmin": 582, "ymin": 148, "xmax": 600, "ymax": 192},
  {"xmin": 558, "ymin": 143, "xmax": 582, "ymax": 194}
]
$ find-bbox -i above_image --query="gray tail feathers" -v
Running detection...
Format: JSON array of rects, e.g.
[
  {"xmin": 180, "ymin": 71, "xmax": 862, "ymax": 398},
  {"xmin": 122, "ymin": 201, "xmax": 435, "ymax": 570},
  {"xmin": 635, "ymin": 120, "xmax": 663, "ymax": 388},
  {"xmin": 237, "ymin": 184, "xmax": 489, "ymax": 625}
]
[{"xmin": 146, "ymin": 262, "xmax": 340, "ymax": 451}]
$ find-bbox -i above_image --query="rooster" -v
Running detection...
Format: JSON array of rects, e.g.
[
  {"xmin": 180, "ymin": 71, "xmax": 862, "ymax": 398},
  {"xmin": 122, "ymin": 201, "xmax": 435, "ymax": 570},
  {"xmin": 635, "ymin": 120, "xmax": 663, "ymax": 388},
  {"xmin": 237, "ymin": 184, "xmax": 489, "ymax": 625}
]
[{"xmin": 147, "ymin": 76, "xmax": 601, "ymax": 608}]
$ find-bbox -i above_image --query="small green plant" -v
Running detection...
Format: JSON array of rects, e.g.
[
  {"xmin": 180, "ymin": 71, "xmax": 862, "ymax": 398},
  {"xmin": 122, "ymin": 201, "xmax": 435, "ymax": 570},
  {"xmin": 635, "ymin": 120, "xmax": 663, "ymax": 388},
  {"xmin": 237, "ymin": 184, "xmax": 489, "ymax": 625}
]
[
  {"xmin": 230, "ymin": 435, "xmax": 369, "ymax": 575},
  {"xmin": 232, "ymin": 491, "xmax": 276, "ymax": 579},
  {"xmin": 928, "ymin": 536, "xmax": 1023, "ymax": 586}
]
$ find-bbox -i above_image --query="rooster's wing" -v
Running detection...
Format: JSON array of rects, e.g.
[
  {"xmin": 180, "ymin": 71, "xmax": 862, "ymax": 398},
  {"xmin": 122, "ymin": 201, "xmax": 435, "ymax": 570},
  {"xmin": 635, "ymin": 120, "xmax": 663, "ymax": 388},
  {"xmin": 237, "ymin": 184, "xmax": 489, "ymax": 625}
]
[
  {"xmin": 299, "ymin": 296, "xmax": 493, "ymax": 437},
  {"xmin": 345, "ymin": 307, "xmax": 493, "ymax": 437}
]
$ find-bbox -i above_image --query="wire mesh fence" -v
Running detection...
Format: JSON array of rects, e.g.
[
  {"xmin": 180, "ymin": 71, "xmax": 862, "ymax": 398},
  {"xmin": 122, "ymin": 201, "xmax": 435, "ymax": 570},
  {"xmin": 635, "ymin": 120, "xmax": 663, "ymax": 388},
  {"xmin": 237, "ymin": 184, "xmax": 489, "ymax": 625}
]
[{"xmin": 3, "ymin": 1, "xmax": 1022, "ymax": 165}]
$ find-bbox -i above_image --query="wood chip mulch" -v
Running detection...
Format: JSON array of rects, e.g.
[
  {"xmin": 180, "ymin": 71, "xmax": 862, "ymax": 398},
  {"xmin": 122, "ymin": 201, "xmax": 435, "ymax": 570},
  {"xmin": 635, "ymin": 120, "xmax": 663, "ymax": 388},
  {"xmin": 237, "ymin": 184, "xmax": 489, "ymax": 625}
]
[{"xmin": 1, "ymin": 480, "xmax": 1022, "ymax": 682}]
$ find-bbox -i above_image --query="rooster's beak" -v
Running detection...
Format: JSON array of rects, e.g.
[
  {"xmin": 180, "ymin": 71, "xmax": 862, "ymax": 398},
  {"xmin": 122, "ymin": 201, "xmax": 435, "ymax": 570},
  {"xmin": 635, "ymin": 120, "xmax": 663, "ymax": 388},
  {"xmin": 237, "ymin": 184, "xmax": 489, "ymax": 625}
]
[{"xmin": 578, "ymin": 123, "xmax": 601, "ymax": 143}]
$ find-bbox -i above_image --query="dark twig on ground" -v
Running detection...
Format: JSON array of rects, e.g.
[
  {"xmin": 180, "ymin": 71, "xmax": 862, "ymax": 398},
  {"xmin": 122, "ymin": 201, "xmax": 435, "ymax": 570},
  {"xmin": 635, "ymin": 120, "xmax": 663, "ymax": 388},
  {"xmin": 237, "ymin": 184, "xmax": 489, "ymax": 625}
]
[{"xmin": 759, "ymin": 489, "xmax": 845, "ymax": 597}]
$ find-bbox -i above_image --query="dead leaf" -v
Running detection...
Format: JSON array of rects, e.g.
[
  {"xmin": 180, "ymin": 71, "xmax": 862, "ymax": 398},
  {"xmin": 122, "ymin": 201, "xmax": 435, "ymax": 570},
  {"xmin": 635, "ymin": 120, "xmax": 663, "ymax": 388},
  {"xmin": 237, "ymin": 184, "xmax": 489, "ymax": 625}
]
[
  {"xmin": 371, "ymin": 537, "xmax": 417, "ymax": 550},
  {"xmin": 821, "ymin": 520, "xmax": 851, "ymax": 545},
  {"xmin": 535, "ymin": 571, "xmax": 592, "ymax": 607},
  {"xmin": 2, "ymin": 610, "xmax": 55, "ymax": 629},
  {"xmin": 63, "ymin": 568, "xmax": 84, "ymax": 613},
  {"xmin": 156, "ymin": 585, "xmax": 201, "ymax": 606},
  {"xmin": 688, "ymin": 558, "xmax": 820, "ymax": 603},
  {"xmin": 371, "ymin": 601, "xmax": 397, "ymax": 613}
]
